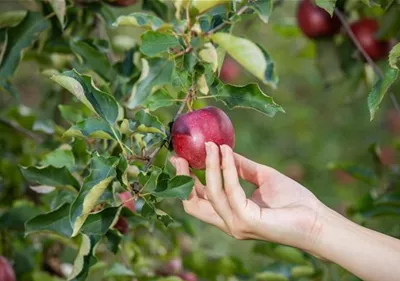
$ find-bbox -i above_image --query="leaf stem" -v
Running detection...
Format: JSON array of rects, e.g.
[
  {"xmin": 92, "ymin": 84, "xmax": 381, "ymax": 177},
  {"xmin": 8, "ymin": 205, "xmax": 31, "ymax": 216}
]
[
  {"xmin": 204, "ymin": 4, "xmax": 250, "ymax": 36},
  {"xmin": 334, "ymin": 8, "xmax": 400, "ymax": 113},
  {"xmin": 0, "ymin": 117, "xmax": 43, "ymax": 143}
]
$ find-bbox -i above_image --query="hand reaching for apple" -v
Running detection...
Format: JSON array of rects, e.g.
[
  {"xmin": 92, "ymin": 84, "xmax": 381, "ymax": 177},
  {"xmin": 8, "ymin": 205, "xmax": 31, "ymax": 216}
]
[
  {"xmin": 170, "ymin": 142, "xmax": 400, "ymax": 281},
  {"xmin": 170, "ymin": 142, "xmax": 323, "ymax": 251}
]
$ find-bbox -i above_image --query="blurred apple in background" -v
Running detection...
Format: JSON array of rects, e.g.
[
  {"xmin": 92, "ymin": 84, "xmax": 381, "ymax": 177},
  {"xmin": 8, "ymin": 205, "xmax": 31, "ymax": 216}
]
[{"xmin": 219, "ymin": 57, "xmax": 240, "ymax": 84}]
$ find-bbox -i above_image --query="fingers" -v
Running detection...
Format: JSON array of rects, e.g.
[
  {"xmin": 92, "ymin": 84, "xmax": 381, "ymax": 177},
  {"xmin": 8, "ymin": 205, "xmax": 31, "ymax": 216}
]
[
  {"xmin": 233, "ymin": 152, "xmax": 267, "ymax": 186},
  {"xmin": 205, "ymin": 142, "xmax": 234, "ymax": 229},
  {"xmin": 220, "ymin": 145, "xmax": 247, "ymax": 212}
]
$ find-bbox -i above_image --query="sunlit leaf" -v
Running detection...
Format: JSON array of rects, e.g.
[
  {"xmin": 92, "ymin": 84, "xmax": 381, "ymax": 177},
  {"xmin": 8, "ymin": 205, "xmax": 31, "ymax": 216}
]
[
  {"xmin": 70, "ymin": 154, "xmax": 119, "ymax": 236},
  {"xmin": 389, "ymin": 43, "xmax": 400, "ymax": 70},
  {"xmin": 0, "ymin": 10, "xmax": 27, "ymax": 28},
  {"xmin": 114, "ymin": 12, "xmax": 166, "ymax": 31},
  {"xmin": 142, "ymin": 88, "xmax": 175, "ymax": 111},
  {"xmin": 153, "ymin": 175, "xmax": 194, "ymax": 200},
  {"xmin": 211, "ymin": 33, "xmax": 278, "ymax": 88},
  {"xmin": 140, "ymin": 31, "xmax": 180, "ymax": 57},
  {"xmin": 64, "ymin": 117, "xmax": 116, "ymax": 140},
  {"xmin": 248, "ymin": 0, "xmax": 273, "ymax": 23},
  {"xmin": 104, "ymin": 263, "xmax": 135, "ymax": 277},
  {"xmin": 49, "ymin": 0, "xmax": 66, "ymax": 28},
  {"xmin": 315, "ymin": 0, "xmax": 337, "ymax": 15},
  {"xmin": 41, "ymin": 148, "xmax": 75, "ymax": 171},
  {"xmin": 81, "ymin": 207, "xmax": 120, "ymax": 236}
]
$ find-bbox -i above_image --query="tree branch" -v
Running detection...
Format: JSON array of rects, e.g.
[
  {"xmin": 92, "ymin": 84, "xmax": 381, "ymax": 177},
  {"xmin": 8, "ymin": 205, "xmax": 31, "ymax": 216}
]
[
  {"xmin": 334, "ymin": 8, "xmax": 400, "ymax": 112},
  {"xmin": 0, "ymin": 117, "xmax": 43, "ymax": 143},
  {"xmin": 205, "ymin": 4, "xmax": 250, "ymax": 36}
]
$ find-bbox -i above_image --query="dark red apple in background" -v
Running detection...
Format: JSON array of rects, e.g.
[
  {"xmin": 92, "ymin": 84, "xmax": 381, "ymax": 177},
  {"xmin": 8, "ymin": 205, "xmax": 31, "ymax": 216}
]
[
  {"xmin": 171, "ymin": 107, "xmax": 235, "ymax": 169},
  {"xmin": 378, "ymin": 146, "xmax": 396, "ymax": 166},
  {"xmin": 119, "ymin": 191, "xmax": 135, "ymax": 212},
  {"xmin": 156, "ymin": 258, "xmax": 182, "ymax": 276},
  {"xmin": 350, "ymin": 19, "xmax": 390, "ymax": 61},
  {"xmin": 297, "ymin": 0, "xmax": 341, "ymax": 38},
  {"xmin": 334, "ymin": 170, "xmax": 355, "ymax": 184},
  {"xmin": 386, "ymin": 109, "xmax": 400, "ymax": 135},
  {"xmin": 178, "ymin": 272, "xmax": 198, "ymax": 281},
  {"xmin": 105, "ymin": 0, "xmax": 137, "ymax": 7},
  {"xmin": 0, "ymin": 256, "xmax": 16, "ymax": 281},
  {"xmin": 114, "ymin": 217, "xmax": 129, "ymax": 234},
  {"xmin": 219, "ymin": 58, "xmax": 240, "ymax": 83}
]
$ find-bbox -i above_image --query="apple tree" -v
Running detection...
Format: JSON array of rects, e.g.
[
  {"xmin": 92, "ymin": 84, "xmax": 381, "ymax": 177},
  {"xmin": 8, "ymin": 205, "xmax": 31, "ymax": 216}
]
[{"xmin": 0, "ymin": 0, "xmax": 399, "ymax": 280}]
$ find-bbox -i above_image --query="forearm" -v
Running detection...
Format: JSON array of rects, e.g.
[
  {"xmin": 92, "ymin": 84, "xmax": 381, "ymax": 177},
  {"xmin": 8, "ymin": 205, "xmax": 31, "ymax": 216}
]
[{"xmin": 315, "ymin": 206, "xmax": 400, "ymax": 281}]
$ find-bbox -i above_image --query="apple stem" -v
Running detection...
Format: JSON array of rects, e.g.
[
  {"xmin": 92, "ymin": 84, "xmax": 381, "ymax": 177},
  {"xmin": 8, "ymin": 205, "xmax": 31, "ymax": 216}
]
[{"xmin": 334, "ymin": 8, "xmax": 400, "ymax": 113}]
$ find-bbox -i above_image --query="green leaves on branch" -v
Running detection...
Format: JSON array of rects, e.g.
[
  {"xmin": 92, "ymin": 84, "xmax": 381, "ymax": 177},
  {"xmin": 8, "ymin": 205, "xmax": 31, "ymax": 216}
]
[
  {"xmin": 51, "ymin": 70, "xmax": 120, "ymax": 124},
  {"xmin": 142, "ymin": 88, "xmax": 174, "ymax": 111},
  {"xmin": 127, "ymin": 58, "xmax": 174, "ymax": 108},
  {"xmin": 153, "ymin": 175, "xmax": 195, "ymax": 200},
  {"xmin": 140, "ymin": 31, "xmax": 180, "ymax": 57},
  {"xmin": 0, "ymin": 10, "xmax": 26, "ymax": 28},
  {"xmin": 211, "ymin": 83, "xmax": 284, "ymax": 117},
  {"xmin": 211, "ymin": 33, "xmax": 278, "ymax": 88},
  {"xmin": 389, "ymin": 43, "xmax": 400, "ymax": 70},
  {"xmin": 49, "ymin": 0, "xmax": 66, "ymax": 28},
  {"xmin": 368, "ymin": 68, "xmax": 398, "ymax": 121},
  {"xmin": 114, "ymin": 12, "xmax": 166, "ymax": 31},
  {"xmin": 65, "ymin": 117, "xmax": 116, "ymax": 140},
  {"xmin": 70, "ymin": 154, "xmax": 119, "ymax": 237}
]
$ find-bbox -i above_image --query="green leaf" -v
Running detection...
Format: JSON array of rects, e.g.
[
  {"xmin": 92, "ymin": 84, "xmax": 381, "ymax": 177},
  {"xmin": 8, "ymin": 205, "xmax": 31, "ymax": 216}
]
[
  {"xmin": 199, "ymin": 43, "xmax": 218, "ymax": 72},
  {"xmin": 315, "ymin": 0, "xmax": 337, "ymax": 15},
  {"xmin": 154, "ymin": 209, "xmax": 174, "ymax": 227},
  {"xmin": 130, "ymin": 110, "xmax": 166, "ymax": 136},
  {"xmin": 69, "ymin": 234, "xmax": 101, "ymax": 281},
  {"xmin": 105, "ymin": 229, "xmax": 123, "ymax": 254},
  {"xmin": 211, "ymin": 83, "xmax": 284, "ymax": 117},
  {"xmin": 65, "ymin": 117, "xmax": 116, "ymax": 140},
  {"xmin": 20, "ymin": 165, "xmax": 80, "ymax": 190},
  {"xmin": 368, "ymin": 68, "xmax": 399, "ymax": 121},
  {"xmin": 58, "ymin": 104, "xmax": 90, "ymax": 125},
  {"xmin": 376, "ymin": 5, "xmax": 400, "ymax": 39},
  {"xmin": 70, "ymin": 40, "xmax": 117, "ymax": 81},
  {"xmin": 211, "ymin": 33, "xmax": 278, "ymax": 88},
  {"xmin": 0, "ymin": 204, "xmax": 41, "ymax": 231},
  {"xmin": 49, "ymin": 0, "xmax": 66, "ymax": 28},
  {"xmin": 114, "ymin": 12, "xmax": 166, "ymax": 31},
  {"xmin": 41, "ymin": 148, "xmax": 75, "ymax": 171},
  {"xmin": 142, "ymin": 88, "xmax": 175, "ymax": 111},
  {"xmin": 25, "ymin": 203, "xmax": 73, "ymax": 237},
  {"xmin": 104, "ymin": 263, "xmax": 135, "ymax": 277},
  {"xmin": 389, "ymin": 43, "xmax": 400, "ymax": 70},
  {"xmin": 248, "ymin": 0, "xmax": 273, "ymax": 23},
  {"xmin": 328, "ymin": 163, "xmax": 377, "ymax": 185},
  {"xmin": 0, "ymin": 12, "xmax": 49, "ymax": 81},
  {"xmin": 81, "ymin": 207, "xmax": 120, "ymax": 235},
  {"xmin": 153, "ymin": 175, "xmax": 194, "ymax": 200},
  {"xmin": 255, "ymin": 271, "xmax": 288, "ymax": 281},
  {"xmin": 51, "ymin": 70, "xmax": 119, "ymax": 124},
  {"xmin": 140, "ymin": 31, "xmax": 180, "ymax": 57},
  {"xmin": 127, "ymin": 58, "xmax": 174, "ymax": 108},
  {"xmin": 70, "ymin": 154, "xmax": 119, "ymax": 237},
  {"xmin": 0, "ymin": 10, "xmax": 27, "ymax": 28}
]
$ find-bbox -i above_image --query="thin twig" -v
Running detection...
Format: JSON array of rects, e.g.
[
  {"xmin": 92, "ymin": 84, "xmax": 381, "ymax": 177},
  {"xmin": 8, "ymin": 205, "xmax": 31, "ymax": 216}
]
[
  {"xmin": 205, "ymin": 4, "xmax": 250, "ymax": 36},
  {"xmin": 334, "ymin": 9, "xmax": 400, "ymax": 112},
  {"xmin": 0, "ymin": 117, "xmax": 43, "ymax": 143}
]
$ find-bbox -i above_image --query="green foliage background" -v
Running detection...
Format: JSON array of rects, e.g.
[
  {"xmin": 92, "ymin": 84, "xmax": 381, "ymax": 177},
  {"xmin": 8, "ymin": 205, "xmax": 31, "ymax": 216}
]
[{"xmin": 1, "ymin": 0, "xmax": 400, "ymax": 281}]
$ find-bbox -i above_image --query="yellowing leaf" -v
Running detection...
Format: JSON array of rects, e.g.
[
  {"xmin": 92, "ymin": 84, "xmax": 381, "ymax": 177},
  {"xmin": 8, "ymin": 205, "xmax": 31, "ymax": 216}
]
[
  {"xmin": 211, "ymin": 33, "xmax": 278, "ymax": 88},
  {"xmin": 199, "ymin": 43, "xmax": 218, "ymax": 72}
]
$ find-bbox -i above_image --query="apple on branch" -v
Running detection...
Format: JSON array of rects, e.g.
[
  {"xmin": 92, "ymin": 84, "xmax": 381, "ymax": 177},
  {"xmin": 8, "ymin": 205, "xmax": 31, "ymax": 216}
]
[{"xmin": 171, "ymin": 106, "xmax": 235, "ymax": 169}]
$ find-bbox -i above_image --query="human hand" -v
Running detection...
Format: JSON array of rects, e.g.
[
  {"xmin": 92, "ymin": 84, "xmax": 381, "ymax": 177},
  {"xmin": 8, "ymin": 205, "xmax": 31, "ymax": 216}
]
[{"xmin": 170, "ymin": 142, "xmax": 324, "ymax": 252}]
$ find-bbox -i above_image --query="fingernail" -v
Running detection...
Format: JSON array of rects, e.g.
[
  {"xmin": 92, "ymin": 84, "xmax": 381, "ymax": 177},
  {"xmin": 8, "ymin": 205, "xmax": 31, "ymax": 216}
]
[{"xmin": 205, "ymin": 142, "xmax": 212, "ymax": 154}]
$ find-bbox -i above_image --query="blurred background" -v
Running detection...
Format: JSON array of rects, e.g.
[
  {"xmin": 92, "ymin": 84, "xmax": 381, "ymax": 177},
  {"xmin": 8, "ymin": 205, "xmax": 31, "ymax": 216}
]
[{"xmin": 1, "ymin": 0, "xmax": 400, "ymax": 281}]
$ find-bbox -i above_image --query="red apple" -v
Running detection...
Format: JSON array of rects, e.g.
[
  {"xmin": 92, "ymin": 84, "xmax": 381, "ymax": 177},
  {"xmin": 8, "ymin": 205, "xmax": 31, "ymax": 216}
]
[
  {"xmin": 297, "ymin": 0, "xmax": 341, "ymax": 38},
  {"xmin": 219, "ymin": 58, "xmax": 240, "ymax": 83},
  {"xmin": 379, "ymin": 146, "xmax": 396, "ymax": 166},
  {"xmin": 157, "ymin": 258, "xmax": 183, "ymax": 276},
  {"xmin": 334, "ymin": 170, "xmax": 355, "ymax": 184},
  {"xmin": 178, "ymin": 272, "xmax": 198, "ymax": 281},
  {"xmin": 0, "ymin": 256, "xmax": 16, "ymax": 281},
  {"xmin": 350, "ymin": 19, "xmax": 390, "ymax": 61},
  {"xmin": 386, "ymin": 109, "xmax": 400, "ymax": 135},
  {"xmin": 114, "ymin": 217, "xmax": 129, "ymax": 234},
  {"xmin": 119, "ymin": 191, "xmax": 136, "ymax": 213},
  {"xmin": 105, "ymin": 0, "xmax": 137, "ymax": 7},
  {"xmin": 171, "ymin": 106, "xmax": 235, "ymax": 169}
]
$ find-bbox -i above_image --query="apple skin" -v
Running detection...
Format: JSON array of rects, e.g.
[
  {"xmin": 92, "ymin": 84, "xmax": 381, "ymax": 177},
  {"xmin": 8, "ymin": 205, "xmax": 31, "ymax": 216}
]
[
  {"xmin": 219, "ymin": 58, "xmax": 240, "ymax": 83},
  {"xmin": 119, "ymin": 191, "xmax": 135, "ymax": 212},
  {"xmin": 297, "ymin": 0, "xmax": 341, "ymax": 38},
  {"xmin": 114, "ymin": 217, "xmax": 129, "ymax": 234},
  {"xmin": 0, "ymin": 256, "xmax": 16, "ymax": 281},
  {"xmin": 171, "ymin": 107, "xmax": 235, "ymax": 169},
  {"xmin": 350, "ymin": 19, "xmax": 390, "ymax": 61},
  {"xmin": 178, "ymin": 272, "xmax": 198, "ymax": 281},
  {"xmin": 105, "ymin": 0, "xmax": 137, "ymax": 7}
]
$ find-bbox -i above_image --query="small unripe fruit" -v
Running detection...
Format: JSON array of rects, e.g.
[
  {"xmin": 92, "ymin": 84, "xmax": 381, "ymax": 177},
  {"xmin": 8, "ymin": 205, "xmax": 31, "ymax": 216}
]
[
  {"xmin": 114, "ymin": 217, "xmax": 129, "ymax": 234},
  {"xmin": 219, "ymin": 58, "xmax": 240, "ymax": 83},
  {"xmin": 156, "ymin": 258, "xmax": 183, "ymax": 276},
  {"xmin": 105, "ymin": 0, "xmax": 137, "ymax": 7},
  {"xmin": 171, "ymin": 107, "xmax": 235, "ymax": 169},
  {"xmin": 178, "ymin": 272, "xmax": 198, "ymax": 281},
  {"xmin": 0, "ymin": 256, "xmax": 16, "ymax": 281},
  {"xmin": 119, "ymin": 191, "xmax": 136, "ymax": 213},
  {"xmin": 350, "ymin": 19, "xmax": 390, "ymax": 61},
  {"xmin": 297, "ymin": 0, "xmax": 341, "ymax": 38}
]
